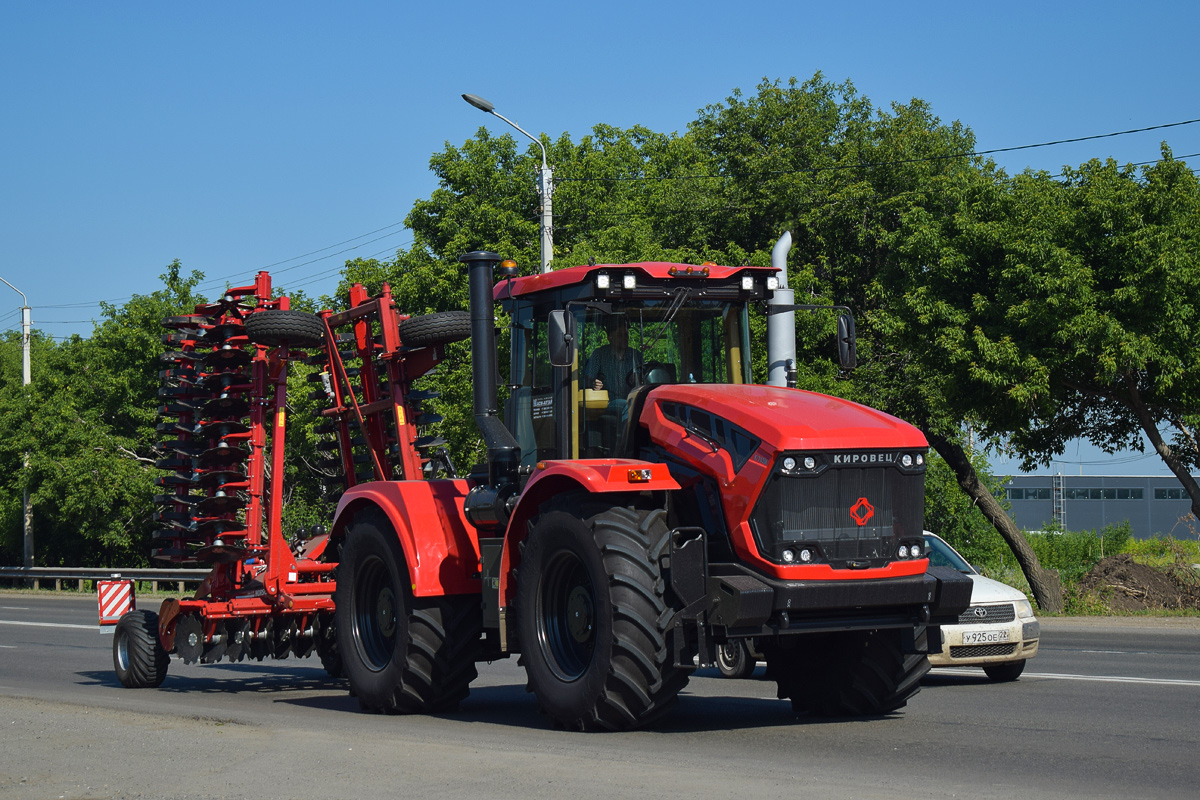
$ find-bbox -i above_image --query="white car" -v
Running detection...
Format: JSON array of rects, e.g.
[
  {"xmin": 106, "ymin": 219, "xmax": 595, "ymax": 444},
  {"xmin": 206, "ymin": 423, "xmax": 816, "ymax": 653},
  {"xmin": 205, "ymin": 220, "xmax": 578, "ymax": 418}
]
[{"xmin": 925, "ymin": 532, "xmax": 1040, "ymax": 681}]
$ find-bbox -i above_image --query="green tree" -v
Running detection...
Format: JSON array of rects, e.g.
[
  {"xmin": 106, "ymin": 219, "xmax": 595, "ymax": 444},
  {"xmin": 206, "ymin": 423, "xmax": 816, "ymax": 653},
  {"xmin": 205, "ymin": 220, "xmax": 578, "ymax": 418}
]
[
  {"xmin": 0, "ymin": 262, "xmax": 205, "ymax": 567},
  {"xmin": 993, "ymin": 152, "xmax": 1200, "ymax": 516}
]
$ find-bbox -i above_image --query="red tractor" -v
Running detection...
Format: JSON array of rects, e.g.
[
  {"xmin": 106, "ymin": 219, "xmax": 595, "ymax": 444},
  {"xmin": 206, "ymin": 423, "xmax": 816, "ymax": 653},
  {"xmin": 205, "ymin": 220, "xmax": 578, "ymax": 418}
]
[{"xmin": 111, "ymin": 252, "xmax": 970, "ymax": 731}]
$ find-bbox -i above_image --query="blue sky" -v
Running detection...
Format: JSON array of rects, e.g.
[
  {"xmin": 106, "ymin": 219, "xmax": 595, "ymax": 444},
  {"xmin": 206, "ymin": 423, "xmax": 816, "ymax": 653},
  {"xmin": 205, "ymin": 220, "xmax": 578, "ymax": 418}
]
[{"xmin": 1, "ymin": 1, "xmax": 1196, "ymax": 477}]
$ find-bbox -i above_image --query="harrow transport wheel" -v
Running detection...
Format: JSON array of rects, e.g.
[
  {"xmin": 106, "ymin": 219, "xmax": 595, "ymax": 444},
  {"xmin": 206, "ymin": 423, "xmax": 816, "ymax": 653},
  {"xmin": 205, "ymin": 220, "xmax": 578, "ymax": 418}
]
[
  {"xmin": 244, "ymin": 310, "xmax": 325, "ymax": 349},
  {"xmin": 765, "ymin": 627, "xmax": 930, "ymax": 717},
  {"xmin": 516, "ymin": 499, "xmax": 690, "ymax": 731},
  {"xmin": 113, "ymin": 610, "xmax": 169, "ymax": 688},
  {"xmin": 334, "ymin": 512, "xmax": 480, "ymax": 713},
  {"xmin": 396, "ymin": 310, "xmax": 471, "ymax": 347},
  {"xmin": 716, "ymin": 640, "xmax": 756, "ymax": 679}
]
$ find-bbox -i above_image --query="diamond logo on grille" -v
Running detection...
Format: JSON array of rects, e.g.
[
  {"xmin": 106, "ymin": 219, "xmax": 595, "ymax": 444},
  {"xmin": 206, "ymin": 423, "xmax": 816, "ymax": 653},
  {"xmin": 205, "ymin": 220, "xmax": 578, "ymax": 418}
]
[{"xmin": 849, "ymin": 497, "xmax": 875, "ymax": 526}]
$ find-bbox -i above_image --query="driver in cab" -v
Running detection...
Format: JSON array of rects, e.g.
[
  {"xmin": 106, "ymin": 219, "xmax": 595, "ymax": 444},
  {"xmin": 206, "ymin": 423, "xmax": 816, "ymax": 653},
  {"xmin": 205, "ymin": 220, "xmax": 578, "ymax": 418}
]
[{"xmin": 582, "ymin": 315, "xmax": 642, "ymax": 421}]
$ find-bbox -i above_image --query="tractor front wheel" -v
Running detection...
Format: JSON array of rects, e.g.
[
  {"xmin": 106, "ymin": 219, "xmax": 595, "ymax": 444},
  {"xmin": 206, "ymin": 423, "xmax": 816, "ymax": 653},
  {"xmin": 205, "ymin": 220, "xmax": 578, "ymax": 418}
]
[
  {"xmin": 765, "ymin": 627, "xmax": 930, "ymax": 716},
  {"xmin": 516, "ymin": 500, "xmax": 689, "ymax": 731}
]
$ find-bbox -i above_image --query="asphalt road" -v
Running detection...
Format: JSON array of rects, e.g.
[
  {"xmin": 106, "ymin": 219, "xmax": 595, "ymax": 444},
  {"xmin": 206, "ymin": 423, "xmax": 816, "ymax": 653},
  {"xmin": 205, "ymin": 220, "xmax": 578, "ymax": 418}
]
[{"xmin": 1, "ymin": 592, "xmax": 1198, "ymax": 800}]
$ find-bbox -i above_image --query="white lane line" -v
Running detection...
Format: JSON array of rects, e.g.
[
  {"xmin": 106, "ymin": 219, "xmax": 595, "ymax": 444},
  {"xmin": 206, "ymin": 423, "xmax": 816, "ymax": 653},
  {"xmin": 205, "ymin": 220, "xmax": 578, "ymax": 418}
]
[
  {"xmin": 937, "ymin": 668, "xmax": 1200, "ymax": 687},
  {"xmin": 0, "ymin": 620, "xmax": 96, "ymax": 631},
  {"xmin": 1, "ymin": 606, "xmax": 30, "ymax": 610},
  {"xmin": 0, "ymin": 644, "xmax": 17, "ymax": 648}
]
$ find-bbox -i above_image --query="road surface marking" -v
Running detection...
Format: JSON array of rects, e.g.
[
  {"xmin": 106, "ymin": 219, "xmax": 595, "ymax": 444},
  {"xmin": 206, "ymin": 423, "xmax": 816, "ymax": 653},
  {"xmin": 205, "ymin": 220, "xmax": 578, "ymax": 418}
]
[
  {"xmin": 937, "ymin": 667, "xmax": 1200, "ymax": 687},
  {"xmin": 0, "ymin": 620, "xmax": 96, "ymax": 631},
  {"xmin": 1, "ymin": 606, "xmax": 30, "ymax": 610}
]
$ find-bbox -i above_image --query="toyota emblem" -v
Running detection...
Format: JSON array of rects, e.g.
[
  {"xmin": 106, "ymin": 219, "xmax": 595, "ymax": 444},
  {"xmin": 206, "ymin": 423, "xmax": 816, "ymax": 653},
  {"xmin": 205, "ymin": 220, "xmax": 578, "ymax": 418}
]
[{"xmin": 972, "ymin": 607, "xmax": 988, "ymax": 618}]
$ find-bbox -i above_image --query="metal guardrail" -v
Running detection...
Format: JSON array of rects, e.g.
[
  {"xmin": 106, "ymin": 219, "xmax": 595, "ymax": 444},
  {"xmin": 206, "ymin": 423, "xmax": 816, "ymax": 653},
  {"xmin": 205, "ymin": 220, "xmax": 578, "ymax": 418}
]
[{"xmin": 0, "ymin": 566, "xmax": 209, "ymax": 592}]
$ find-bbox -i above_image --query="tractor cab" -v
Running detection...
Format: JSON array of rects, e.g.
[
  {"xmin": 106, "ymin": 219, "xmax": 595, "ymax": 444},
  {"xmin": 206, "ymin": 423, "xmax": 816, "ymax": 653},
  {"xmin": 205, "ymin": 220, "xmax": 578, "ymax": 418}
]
[{"xmin": 496, "ymin": 261, "xmax": 777, "ymax": 469}]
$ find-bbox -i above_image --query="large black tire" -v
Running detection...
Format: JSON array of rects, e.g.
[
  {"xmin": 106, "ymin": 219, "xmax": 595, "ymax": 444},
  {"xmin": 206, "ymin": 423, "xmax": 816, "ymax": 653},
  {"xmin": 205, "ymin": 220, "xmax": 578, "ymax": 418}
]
[
  {"xmin": 983, "ymin": 659, "xmax": 1026, "ymax": 682},
  {"xmin": 716, "ymin": 640, "xmax": 757, "ymax": 679},
  {"xmin": 334, "ymin": 512, "xmax": 480, "ymax": 713},
  {"xmin": 764, "ymin": 627, "xmax": 930, "ymax": 716},
  {"xmin": 244, "ymin": 310, "xmax": 325, "ymax": 348},
  {"xmin": 113, "ymin": 610, "xmax": 170, "ymax": 688},
  {"xmin": 397, "ymin": 310, "xmax": 471, "ymax": 347},
  {"xmin": 516, "ymin": 499, "xmax": 690, "ymax": 731},
  {"xmin": 316, "ymin": 611, "xmax": 343, "ymax": 679}
]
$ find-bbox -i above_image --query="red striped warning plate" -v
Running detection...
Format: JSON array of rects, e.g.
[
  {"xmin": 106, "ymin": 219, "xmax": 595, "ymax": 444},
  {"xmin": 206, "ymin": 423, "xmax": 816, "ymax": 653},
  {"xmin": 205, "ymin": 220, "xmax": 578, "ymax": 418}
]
[{"xmin": 97, "ymin": 579, "xmax": 135, "ymax": 626}]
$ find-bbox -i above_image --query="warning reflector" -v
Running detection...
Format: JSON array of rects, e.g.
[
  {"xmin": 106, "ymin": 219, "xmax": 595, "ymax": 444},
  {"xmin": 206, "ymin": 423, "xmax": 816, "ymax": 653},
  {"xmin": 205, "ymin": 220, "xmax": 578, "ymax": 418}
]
[{"xmin": 98, "ymin": 579, "xmax": 135, "ymax": 627}]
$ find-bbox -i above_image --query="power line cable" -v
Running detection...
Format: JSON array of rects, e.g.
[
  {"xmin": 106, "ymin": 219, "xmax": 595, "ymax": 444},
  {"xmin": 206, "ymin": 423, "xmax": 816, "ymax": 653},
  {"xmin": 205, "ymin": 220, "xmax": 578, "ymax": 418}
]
[{"xmin": 555, "ymin": 118, "xmax": 1200, "ymax": 184}]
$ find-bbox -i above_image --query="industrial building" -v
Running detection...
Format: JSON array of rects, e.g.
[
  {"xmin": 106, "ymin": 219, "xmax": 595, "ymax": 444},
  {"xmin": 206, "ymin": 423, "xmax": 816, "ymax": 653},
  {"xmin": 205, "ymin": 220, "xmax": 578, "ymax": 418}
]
[{"xmin": 1000, "ymin": 475, "xmax": 1198, "ymax": 539}]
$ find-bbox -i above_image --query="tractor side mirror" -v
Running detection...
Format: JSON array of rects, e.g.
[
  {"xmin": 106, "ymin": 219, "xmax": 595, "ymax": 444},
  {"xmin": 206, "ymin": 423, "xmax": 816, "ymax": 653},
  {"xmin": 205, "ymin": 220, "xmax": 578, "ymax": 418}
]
[
  {"xmin": 548, "ymin": 310, "xmax": 576, "ymax": 367},
  {"xmin": 837, "ymin": 313, "xmax": 857, "ymax": 370}
]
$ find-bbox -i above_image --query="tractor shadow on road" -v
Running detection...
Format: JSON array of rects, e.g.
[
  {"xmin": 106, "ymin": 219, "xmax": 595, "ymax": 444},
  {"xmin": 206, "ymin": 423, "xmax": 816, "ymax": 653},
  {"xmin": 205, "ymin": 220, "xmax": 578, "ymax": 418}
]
[{"xmin": 78, "ymin": 662, "xmax": 349, "ymax": 697}]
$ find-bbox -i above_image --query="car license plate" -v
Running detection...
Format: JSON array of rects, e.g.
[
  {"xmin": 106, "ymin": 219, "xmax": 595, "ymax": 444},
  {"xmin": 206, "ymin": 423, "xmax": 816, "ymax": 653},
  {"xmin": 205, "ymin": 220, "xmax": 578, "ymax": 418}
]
[{"xmin": 961, "ymin": 630, "xmax": 1009, "ymax": 645}]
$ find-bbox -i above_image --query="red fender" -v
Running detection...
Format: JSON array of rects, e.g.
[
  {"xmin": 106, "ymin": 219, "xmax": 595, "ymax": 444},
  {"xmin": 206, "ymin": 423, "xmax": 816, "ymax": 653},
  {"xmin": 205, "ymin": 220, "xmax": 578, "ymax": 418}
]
[
  {"xmin": 498, "ymin": 459, "xmax": 680, "ymax": 609},
  {"xmin": 332, "ymin": 479, "xmax": 481, "ymax": 597}
]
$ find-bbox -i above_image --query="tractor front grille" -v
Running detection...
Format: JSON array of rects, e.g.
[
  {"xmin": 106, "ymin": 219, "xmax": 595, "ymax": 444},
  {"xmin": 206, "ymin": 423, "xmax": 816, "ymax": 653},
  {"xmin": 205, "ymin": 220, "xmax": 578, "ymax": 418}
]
[{"xmin": 749, "ymin": 449, "xmax": 926, "ymax": 568}]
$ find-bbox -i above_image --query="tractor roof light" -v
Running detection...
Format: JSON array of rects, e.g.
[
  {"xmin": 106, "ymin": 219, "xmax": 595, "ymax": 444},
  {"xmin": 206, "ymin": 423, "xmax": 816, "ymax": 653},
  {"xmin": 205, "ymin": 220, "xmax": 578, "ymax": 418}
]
[
  {"xmin": 622, "ymin": 273, "xmax": 637, "ymax": 290},
  {"xmin": 596, "ymin": 273, "xmax": 611, "ymax": 289}
]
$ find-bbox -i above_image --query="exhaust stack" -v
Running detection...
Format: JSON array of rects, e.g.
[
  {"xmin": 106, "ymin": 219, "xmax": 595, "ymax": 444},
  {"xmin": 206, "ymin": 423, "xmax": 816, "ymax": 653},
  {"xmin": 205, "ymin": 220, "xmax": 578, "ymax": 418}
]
[
  {"xmin": 767, "ymin": 232, "xmax": 796, "ymax": 387},
  {"xmin": 459, "ymin": 250, "xmax": 521, "ymax": 530}
]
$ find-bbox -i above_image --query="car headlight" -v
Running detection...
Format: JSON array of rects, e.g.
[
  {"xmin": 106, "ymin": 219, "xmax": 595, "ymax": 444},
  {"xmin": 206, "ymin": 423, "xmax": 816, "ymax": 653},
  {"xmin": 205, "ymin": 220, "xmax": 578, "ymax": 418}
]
[{"xmin": 1015, "ymin": 599, "xmax": 1035, "ymax": 619}]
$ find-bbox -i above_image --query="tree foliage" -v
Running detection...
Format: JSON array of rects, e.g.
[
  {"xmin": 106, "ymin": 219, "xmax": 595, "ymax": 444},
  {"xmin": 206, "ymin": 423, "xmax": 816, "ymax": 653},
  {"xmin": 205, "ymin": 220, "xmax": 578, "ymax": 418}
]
[{"xmin": 0, "ymin": 261, "xmax": 204, "ymax": 566}]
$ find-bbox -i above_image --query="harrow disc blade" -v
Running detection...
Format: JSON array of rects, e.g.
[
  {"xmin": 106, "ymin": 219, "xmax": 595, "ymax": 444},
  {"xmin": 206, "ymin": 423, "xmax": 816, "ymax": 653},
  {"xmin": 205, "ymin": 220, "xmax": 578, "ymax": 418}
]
[
  {"xmin": 174, "ymin": 614, "xmax": 205, "ymax": 664},
  {"xmin": 223, "ymin": 619, "xmax": 251, "ymax": 663}
]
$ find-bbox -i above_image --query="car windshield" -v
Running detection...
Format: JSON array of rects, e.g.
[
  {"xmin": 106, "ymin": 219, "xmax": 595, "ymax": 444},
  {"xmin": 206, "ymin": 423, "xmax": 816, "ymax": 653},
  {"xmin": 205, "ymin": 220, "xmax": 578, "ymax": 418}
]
[{"xmin": 923, "ymin": 533, "xmax": 976, "ymax": 574}]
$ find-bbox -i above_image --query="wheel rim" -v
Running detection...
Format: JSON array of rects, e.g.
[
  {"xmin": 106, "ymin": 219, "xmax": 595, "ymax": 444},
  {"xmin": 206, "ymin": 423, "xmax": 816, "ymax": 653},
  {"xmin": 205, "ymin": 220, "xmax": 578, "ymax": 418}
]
[
  {"xmin": 537, "ymin": 549, "xmax": 596, "ymax": 681},
  {"xmin": 354, "ymin": 553, "xmax": 397, "ymax": 671},
  {"xmin": 718, "ymin": 642, "xmax": 741, "ymax": 672},
  {"xmin": 115, "ymin": 630, "xmax": 131, "ymax": 672}
]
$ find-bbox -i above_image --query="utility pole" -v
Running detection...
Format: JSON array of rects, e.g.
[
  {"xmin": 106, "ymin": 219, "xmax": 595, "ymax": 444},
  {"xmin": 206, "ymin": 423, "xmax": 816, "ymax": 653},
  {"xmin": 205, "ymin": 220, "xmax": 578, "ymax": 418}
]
[
  {"xmin": 462, "ymin": 93, "xmax": 554, "ymax": 274},
  {"xmin": 0, "ymin": 277, "xmax": 32, "ymax": 569}
]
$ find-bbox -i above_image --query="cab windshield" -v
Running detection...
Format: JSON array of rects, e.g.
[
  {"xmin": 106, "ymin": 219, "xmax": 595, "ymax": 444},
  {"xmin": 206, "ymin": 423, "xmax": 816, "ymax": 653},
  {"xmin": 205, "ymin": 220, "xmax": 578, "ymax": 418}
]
[
  {"xmin": 504, "ymin": 294, "xmax": 751, "ymax": 465},
  {"xmin": 575, "ymin": 298, "xmax": 746, "ymax": 389}
]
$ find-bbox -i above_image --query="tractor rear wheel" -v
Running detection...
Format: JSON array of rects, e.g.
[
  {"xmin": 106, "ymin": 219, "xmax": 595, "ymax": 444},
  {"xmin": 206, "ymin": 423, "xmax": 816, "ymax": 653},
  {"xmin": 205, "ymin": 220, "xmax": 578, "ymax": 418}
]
[
  {"xmin": 113, "ymin": 610, "xmax": 170, "ymax": 688},
  {"xmin": 316, "ymin": 611, "xmax": 343, "ymax": 678},
  {"xmin": 516, "ymin": 500, "xmax": 689, "ymax": 731},
  {"xmin": 335, "ymin": 512, "xmax": 480, "ymax": 713},
  {"xmin": 764, "ymin": 627, "xmax": 930, "ymax": 716}
]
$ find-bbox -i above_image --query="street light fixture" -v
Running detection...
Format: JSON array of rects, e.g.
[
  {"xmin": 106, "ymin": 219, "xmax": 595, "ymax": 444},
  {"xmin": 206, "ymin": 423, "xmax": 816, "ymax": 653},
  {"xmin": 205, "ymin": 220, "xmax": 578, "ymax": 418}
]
[
  {"xmin": 462, "ymin": 93, "xmax": 554, "ymax": 274},
  {"xmin": 0, "ymin": 276, "xmax": 32, "ymax": 570}
]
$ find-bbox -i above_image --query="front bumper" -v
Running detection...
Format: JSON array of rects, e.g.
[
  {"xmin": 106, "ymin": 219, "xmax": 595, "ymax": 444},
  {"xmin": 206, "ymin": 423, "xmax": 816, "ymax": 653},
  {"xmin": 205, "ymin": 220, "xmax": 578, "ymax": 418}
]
[
  {"xmin": 703, "ymin": 563, "xmax": 974, "ymax": 635},
  {"xmin": 929, "ymin": 617, "xmax": 1041, "ymax": 667}
]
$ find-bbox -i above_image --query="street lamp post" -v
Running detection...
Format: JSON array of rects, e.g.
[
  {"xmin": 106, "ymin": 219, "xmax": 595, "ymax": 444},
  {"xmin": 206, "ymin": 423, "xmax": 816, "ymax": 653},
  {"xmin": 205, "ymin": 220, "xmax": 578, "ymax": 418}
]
[
  {"xmin": 0, "ymin": 277, "xmax": 32, "ymax": 570},
  {"xmin": 462, "ymin": 93, "xmax": 554, "ymax": 274}
]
